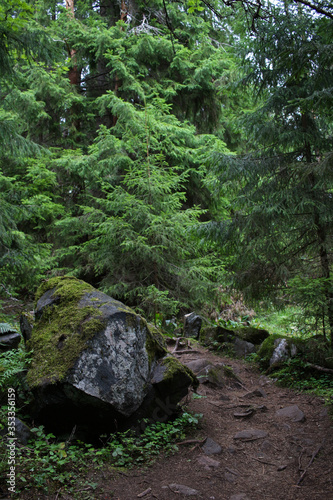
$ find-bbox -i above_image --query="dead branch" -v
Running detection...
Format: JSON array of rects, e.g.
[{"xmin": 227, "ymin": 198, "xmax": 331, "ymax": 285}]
[
  {"xmin": 172, "ymin": 337, "xmax": 190, "ymax": 353},
  {"xmin": 297, "ymin": 442, "xmax": 324, "ymax": 485},
  {"xmin": 173, "ymin": 350, "xmax": 201, "ymax": 355},
  {"xmin": 137, "ymin": 487, "xmax": 152, "ymax": 498},
  {"xmin": 306, "ymin": 363, "xmax": 333, "ymax": 374},
  {"xmin": 176, "ymin": 438, "xmax": 207, "ymax": 446}
]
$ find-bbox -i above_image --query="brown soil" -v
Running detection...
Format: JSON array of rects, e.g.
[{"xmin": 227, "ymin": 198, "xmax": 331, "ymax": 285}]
[{"xmin": 105, "ymin": 343, "xmax": 333, "ymax": 500}]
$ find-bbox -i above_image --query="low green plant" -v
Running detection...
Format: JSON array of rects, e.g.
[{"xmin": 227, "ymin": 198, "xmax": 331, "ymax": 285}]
[
  {"xmin": 272, "ymin": 357, "xmax": 333, "ymax": 398},
  {"xmin": 99, "ymin": 411, "xmax": 202, "ymax": 467},
  {"xmin": 6, "ymin": 411, "xmax": 202, "ymax": 497},
  {"xmin": 0, "ymin": 346, "xmax": 32, "ymax": 391}
]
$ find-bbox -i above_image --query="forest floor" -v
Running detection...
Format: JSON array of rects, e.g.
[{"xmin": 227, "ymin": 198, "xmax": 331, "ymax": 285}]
[
  {"xmin": 1, "ymin": 307, "xmax": 332, "ymax": 500},
  {"xmin": 103, "ymin": 343, "xmax": 333, "ymax": 500}
]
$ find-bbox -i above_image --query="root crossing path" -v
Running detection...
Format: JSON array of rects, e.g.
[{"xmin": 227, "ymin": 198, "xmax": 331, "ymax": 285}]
[{"xmin": 108, "ymin": 343, "xmax": 333, "ymax": 500}]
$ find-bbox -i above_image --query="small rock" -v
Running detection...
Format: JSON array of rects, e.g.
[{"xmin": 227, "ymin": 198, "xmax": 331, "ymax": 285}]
[
  {"xmin": 234, "ymin": 429, "xmax": 268, "ymax": 440},
  {"xmin": 0, "ymin": 332, "xmax": 21, "ymax": 351},
  {"xmin": 197, "ymin": 455, "xmax": 220, "ymax": 470},
  {"xmin": 233, "ymin": 408, "xmax": 254, "ymax": 418},
  {"xmin": 184, "ymin": 359, "xmax": 212, "ymax": 374},
  {"xmin": 243, "ymin": 388, "xmax": 267, "ymax": 399},
  {"xmin": 15, "ymin": 418, "xmax": 33, "ymax": 445},
  {"xmin": 233, "ymin": 338, "xmax": 255, "ymax": 358},
  {"xmin": 167, "ymin": 484, "xmax": 200, "ymax": 496},
  {"xmin": 183, "ymin": 313, "xmax": 202, "ymax": 339},
  {"xmin": 258, "ymin": 375, "xmax": 274, "ymax": 386},
  {"xmin": 275, "ymin": 405, "xmax": 305, "ymax": 422},
  {"xmin": 202, "ymin": 437, "xmax": 222, "ymax": 455},
  {"xmin": 219, "ymin": 394, "xmax": 231, "ymax": 401}
]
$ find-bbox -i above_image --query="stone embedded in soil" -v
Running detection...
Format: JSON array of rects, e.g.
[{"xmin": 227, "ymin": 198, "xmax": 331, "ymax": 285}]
[
  {"xmin": 196, "ymin": 455, "xmax": 220, "ymax": 470},
  {"xmin": 275, "ymin": 404, "xmax": 305, "ymax": 422},
  {"xmin": 234, "ymin": 429, "xmax": 268, "ymax": 440},
  {"xmin": 166, "ymin": 484, "xmax": 201, "ymax": 496},
  {"xmin": 258, "ymin": 375, "xmax": 274, "ymax": 386},
  {"xmin": 184, "ymin": 359, "xmax": 226, "ymax": 387},
  {"xmin": 202, "ymin": 437, "xmax": 222, "ymax": 455},
  {"xmin": 225, "ymin": 471, "xmax": 238, "ymax": 483},
  {"xmin": 184, "ymin": 359, "xmax": 212, "ymax": 373},
  {"xmin": 242, "ymin": 388, "xmax": 267, "ymax": 399}
]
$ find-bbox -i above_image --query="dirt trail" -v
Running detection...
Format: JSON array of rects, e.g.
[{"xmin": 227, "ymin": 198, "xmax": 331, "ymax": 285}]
[{"xmin": 107, "ymin": 343, "xmax": 333, "ymax": 500}]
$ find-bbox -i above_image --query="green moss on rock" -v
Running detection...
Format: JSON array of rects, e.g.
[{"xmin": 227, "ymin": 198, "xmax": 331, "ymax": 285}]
[
  {"xmin": 161, "ymin": 356, "xmax": 199, "ymax": 390},
  {"xmin": 256, "ymin": 334, "xmax": 286, "ymax": 369},
  {"xmin": 146, "ymin": 323, "xmax": 167, "ymax": 366},
  {"xmin": 27, "ymin": 277, "xmax": 106, "ymax": 387},
  {"xmin": 34, "ymin": 276, "xmax": 94, "ymax": 306},
  {"xmin": 234, "ymin": 327, "xmax": 269, "ymax": 345}
]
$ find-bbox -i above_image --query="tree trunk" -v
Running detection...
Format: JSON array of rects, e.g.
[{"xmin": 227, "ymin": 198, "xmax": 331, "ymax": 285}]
[{"xmin": 65, "ymin": 0, "xmax": 81, "ymax": 131}]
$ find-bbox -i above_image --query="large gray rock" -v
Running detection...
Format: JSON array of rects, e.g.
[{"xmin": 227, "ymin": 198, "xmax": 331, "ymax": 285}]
[
  {"xmin": 183, "ymin": 313, "xmax": 202, "ymax": 339},
  {"xmin": 270, "ymin": 338, "xmax": 297, "ymax": 366},
  {"xmin": 26, "ymin": 277, "xmax": 197, "ymax": 439}
]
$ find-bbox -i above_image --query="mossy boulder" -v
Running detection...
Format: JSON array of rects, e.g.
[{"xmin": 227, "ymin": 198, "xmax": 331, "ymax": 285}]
[
  {"xmin": 26, "ymin": 277, "xmax": 196, "ymax": 440},
  {"xmin": 257, "ymin": 333, "xmax": 333, "ymax": 372},
  {"xmin": 256, "ymin": 334, "xmax": 299, "ymax": 369},
  {"xmin": 200, "ymin": 325, "xmax": 234, "ymax": 345},
  {"xmin": 233, "ymin": 327, "xmax": 269, "ymax": 345}
]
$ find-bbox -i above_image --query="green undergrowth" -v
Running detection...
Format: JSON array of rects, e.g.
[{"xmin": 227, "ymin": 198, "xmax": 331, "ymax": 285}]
[
  {"xmin": 271, "ymin": 357, "xmax": 333, "ymax": 396},
  {"xmin": 0, "ymin": 411, "xmax": 202, "ymax": 498},
  {"xmin": 204, "ymin": 308, "xmax": 333, "ymax": 411},
  {"xmin": 0, "ymin": 346, "xmax": 31, "ymax": 393}
]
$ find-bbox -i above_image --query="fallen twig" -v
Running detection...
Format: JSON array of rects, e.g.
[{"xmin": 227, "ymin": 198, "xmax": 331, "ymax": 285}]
[
  {"xmin": 207, "ymin": 401, "xmax": 223, "ymax": 408},
  {"xmin": 172, "ymin": 337, "xmax": 190, "ymax": 353},
  {"xmin": 251, "ymin": 456, "xmax": 278, "ymax": 467},
  {"xmin": 176, "ymin": 438, "xmax": 207, "ymax": 446},
  {"xmin": 173, "ymin": 349, "xmax": 201, "ymax": 355},
  {"xmin": 297, "ymin": 442, "xmax": 324, "ymax": 485},
  {"xmin": 305, "ymin": 363, "xmax": 333, "ymax": 374},
  {"xmin": 137, "ymin": 487, "xmax": 152, "ymax": 497},
  {"xmin": 55, "ymin": 488, "xmax": 62, "ymax": 500},
  {"xmin": 225, "ymin": 467, "xmax": 239, "ymax": 476},
  {"xmin": 0, "ymin": 283, "xmax": 20, "ymax": 301}
]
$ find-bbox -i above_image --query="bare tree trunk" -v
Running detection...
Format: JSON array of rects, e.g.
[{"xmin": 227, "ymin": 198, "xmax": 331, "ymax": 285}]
[{"xmin": 65, "ymin": 0, "xmax": 81, "ymax": 131}]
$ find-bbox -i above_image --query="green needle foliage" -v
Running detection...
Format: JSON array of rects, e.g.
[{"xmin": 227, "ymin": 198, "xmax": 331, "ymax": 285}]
[{"xmin": 202, "ymin": 3, "xmax": 333, "ymax": 342}]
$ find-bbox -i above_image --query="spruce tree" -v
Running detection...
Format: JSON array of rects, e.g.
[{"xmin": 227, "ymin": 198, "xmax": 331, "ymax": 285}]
[{"xmin": 205, "ymin": 4, "xmax": 333, "ymax": 342}]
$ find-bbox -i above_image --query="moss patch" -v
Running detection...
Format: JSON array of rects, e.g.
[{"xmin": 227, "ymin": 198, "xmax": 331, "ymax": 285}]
[
  {"xmin": 27, "ymin": 277, "xmax": 106, "ymax": 387},
  {"xmin": 146, "ymin": 323, "xmax": 167, "ymax": 366},
  {"xmin": 234, "ymin": 327, "xmax": 269, "ymax": 345},
  {"xmin": 256, "ymin": 334, "xmax": 287, "ymax": 369},
  {"xmin": 161, "ymin": 356, "xmax": 199, "ymax": 390}
]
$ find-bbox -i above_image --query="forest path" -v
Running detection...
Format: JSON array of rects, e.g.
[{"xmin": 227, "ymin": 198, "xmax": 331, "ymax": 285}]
[{"xmin": 107, "ymin": 343, "xmax": 333, "ymax": 500}]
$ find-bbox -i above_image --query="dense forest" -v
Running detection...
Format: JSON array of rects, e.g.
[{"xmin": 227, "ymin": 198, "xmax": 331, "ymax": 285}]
[
  {"xmin": 1, "ymin": 0, "xmax": 333, "ymax": 342},
  {"xmin": 0, "ymin": 1, "xmax": 333, "ymax": 498}
]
